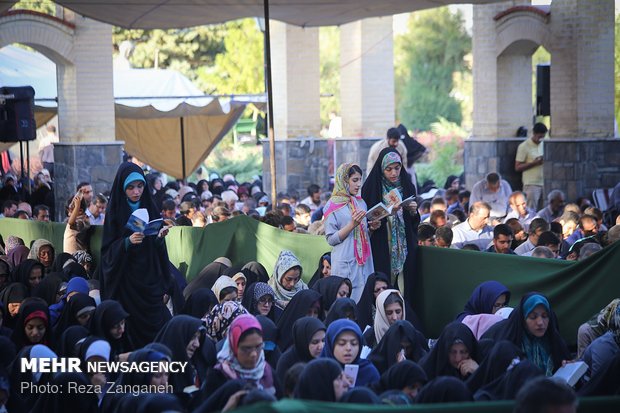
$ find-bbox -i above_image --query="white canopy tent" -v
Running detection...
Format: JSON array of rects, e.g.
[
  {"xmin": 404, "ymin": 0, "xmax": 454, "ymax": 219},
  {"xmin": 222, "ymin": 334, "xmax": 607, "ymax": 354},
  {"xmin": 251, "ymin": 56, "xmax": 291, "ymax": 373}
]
[{"xmin": 0, "ymin": 45, "xmax": 262, "ymax": 178}]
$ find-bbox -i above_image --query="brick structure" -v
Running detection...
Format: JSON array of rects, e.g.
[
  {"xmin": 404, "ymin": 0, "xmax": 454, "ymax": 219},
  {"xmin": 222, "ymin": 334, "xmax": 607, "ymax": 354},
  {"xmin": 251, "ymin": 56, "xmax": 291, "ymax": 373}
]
[
  {"xmin": 270, "ymin": 21, "xmax": 321, "ymax": 139},
  {"xmin": 467, "ymin": 0, "xmax": 618, "ymax": 200},
  {"xmin": 0, "ymin": 10, "xmax": 121, "ymax": 220}
]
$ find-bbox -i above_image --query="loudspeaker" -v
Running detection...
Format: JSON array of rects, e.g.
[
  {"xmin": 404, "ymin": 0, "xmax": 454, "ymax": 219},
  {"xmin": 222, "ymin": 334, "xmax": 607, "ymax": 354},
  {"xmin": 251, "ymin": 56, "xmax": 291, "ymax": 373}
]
[
  {"xmin": 0, "ymin": 86, "xmax": 37, "ymax": 142},
  {"xmin": 536, "ymin": 64, "xmax": 550, "ymax": 117}
]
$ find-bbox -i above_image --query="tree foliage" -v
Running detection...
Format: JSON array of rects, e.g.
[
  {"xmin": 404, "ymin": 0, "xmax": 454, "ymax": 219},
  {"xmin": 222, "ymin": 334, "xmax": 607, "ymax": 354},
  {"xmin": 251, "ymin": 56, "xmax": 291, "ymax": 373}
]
[
  {"xmin": 320, "ymin": 26, "xmax": 340, "ymax": 126},
  {"xmin": 396, "ymin": 7, "xmax": 471, "ymax": 131}
]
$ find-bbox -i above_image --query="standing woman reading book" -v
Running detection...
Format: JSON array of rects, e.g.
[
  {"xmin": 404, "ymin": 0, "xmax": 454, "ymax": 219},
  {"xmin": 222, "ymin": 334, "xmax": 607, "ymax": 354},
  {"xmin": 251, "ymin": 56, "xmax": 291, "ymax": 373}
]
[
  {"xmin": 324, "ymin": 163, "xmax": 379, "ymax": 302},
  {"xmin": 100, "ymin": 162, "xmax": 172, "ymax": 348},
  {"xmin": 362, "ymin": 148, "xmax": 419, "ymax": 298}
]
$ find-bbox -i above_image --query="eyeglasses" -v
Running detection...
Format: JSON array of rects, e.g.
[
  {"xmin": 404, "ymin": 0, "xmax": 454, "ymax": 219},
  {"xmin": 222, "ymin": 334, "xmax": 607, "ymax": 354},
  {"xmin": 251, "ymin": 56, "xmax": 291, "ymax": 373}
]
[
  {"xmin": 238, "ymin": 343, "xmax": 264, "ymax": 355},
  {"xmin": 258, "ymin": 296, "xmax": 274, "ymax": 305}
]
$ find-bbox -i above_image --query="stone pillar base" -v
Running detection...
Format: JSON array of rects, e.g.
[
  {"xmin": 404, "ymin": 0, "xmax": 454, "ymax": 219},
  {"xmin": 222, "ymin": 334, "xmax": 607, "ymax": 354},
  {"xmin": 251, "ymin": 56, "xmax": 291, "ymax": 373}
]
[
  {"xmin": 543, "ymin": 139, "xmax": 620, "ymax": 201},
  {"xmin": 464, "ymin": 138, "xmax": 525, "ymax": 191},
  {"xmin": 53, "ymin": 141, "xmax": 124, "ymax": 222}
]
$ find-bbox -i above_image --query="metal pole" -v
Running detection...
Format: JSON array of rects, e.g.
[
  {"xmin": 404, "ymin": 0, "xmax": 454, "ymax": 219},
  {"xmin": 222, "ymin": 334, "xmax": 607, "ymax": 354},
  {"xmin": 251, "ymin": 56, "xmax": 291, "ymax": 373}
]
[
  {"xmin": 264, "ymin": 0, "xmax": 277, "ymax": 207},
  {"xmin": 180, "ymin": 117, "xmax": 186, "ymax": 180},
  {"xmin": 26, "ymin": 141, "xmax": 31, "ymax": 194},
  {"xmin": 19, "ymin": 141, "xmax": 24, "ymax": 180}
]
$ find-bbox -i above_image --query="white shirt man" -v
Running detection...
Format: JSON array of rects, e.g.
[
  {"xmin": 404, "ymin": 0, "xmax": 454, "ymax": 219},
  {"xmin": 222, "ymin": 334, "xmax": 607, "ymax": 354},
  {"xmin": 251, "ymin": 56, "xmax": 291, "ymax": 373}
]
[
  {"xmin": 469, "ymin": 173, "xmax": 512, "ymax": 220},
  {"xmin": 451, "ymin": 202, "xmax": 494, "ymax": 250},
  {"xmin": 504, "ymin": 191, "xmax": 537, "ymax": 232}
]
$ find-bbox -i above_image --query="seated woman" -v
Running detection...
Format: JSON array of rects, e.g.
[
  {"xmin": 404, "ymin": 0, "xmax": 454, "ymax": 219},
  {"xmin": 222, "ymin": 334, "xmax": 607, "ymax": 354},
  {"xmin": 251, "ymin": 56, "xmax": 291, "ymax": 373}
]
[
  {"xmin": 183, "ymin": 258, "xmax": 232, "ymax": 299},
  {"xmin": 154, "ymin": 315, "xmax": 205, "ymax": 400},
  {"xmin": 182, "ymin": 288, "xmax": 218, "ymax": 319},
  {"xmin": 28, "ymin": 239, "xmax": 55, "ymax": 274},
  {"xmin": 275, "ymin": 289, "xmax": 322, "ymax": 350},
  {"xmin": 11, "ymin": 297, "xmax": 51, "ymax": 349},
  {"xmin": 204, "ymin": 314, "xmax": 279, "ymax": 399},
  {"xmin": 311, "ymin": 276, "xmax": 352, "ymax": 318},
  {"xmin": 276, "ymin": 317, "xmax": 326, "ymax": 385},
  {"xmin": 268, "ymin": 250, "xmax": 307, "ymax": 309},
  {"xmin": 204, "ymin": 301, "xmax": 248, "ymax": 343},
  {"xmin": 211, "ymin": 276, "xmax": 238, "ymax": 303},
  {"xmin": 231, "ymin": 272, "xmax": 247, "ymax": 303},
  {"xmin": 364, "ymin": 289, "xmax": 406, "ymax": 349},
  {"xmin": 325, "ymin": 298, "xmax": 358, "ymax": 326},
  {"xmin": 455, "ymin": 281, "xmax": 511, "ymax": 322},
  {"xmin": 13, "ymin": 259, "xmax": 45, "ymax": 294},
  {"xmin": 415, "ymin": 376, "xmax": 473, "ymax": 404},
  {"xmin": 356, "ymin": 272, "xmax": 391, "ymax": 331},
  {"xmin": 485, "ymin": 293, "xmax": 569, "ymax": 376},
  {"xmin": 368, "ymin": 320, "xmax": 428, "ymax": 374},
  {"xmin": 419, "ymin": 322, "xmax": 480, "ymax": 380},
  {"xmin": 294, "ymin": 358, "xmax": 349, "ymax": 402},
  {"xmin": 577, "ymin": 298, "xmax": 619, "ymax": 358},
  {"xmin": 320, "ymin": 319, "xmax": 380, "ymax": 387},
  {"xmin": 582, "ymin": 305, "xmax": 620, "ymax": 378},
  {"xmin": 372, "ymin": 360, "xmax": 428, "ymax": 401},
  {"xmin": 0, "ymin": 282, "xmax": 29, "ymax": 329},
  {"xmin": 90, "ymin": 300, "xmax": 133, "ymax": 361},
  {"xmin": 241, "ymin": 282, "xmax": 281, "ymax": 323},
  {"xmin": 308, "ymin": 252, "xmax": 331, "ymax": 288},
  {"xmin": 53, "ymin": 292, "xmax": 96, "ymax": 342}
]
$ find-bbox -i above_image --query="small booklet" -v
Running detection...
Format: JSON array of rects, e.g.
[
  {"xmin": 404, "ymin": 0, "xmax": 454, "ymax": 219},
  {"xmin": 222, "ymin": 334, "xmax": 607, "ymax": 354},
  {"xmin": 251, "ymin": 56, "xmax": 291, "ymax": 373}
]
[
  {"xmin": 552, "ymin": 361, "xmax": 588, "ymax": 387},
  {"xmin": 126, "ymin": 208, "xmax": 164, "ymax": 236},
  {"xmin": 365, "ymin": 189, "xmax": 415, "ymax": 220}
]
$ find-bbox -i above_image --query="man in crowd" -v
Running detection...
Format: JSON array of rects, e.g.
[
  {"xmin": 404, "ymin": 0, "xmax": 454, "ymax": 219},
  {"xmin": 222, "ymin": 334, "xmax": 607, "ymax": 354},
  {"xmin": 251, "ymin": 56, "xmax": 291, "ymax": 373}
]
[
  {"xmin": 300, "ymin": 184, "xmax": 322, "ymax": 215},
  {"xmin": 161, "ymin": 199, "xmax": 177, "ymax": 220},
  {"xmin": 86, "ymin": 193, "xmax": 107, "ymax": 225},
  {"xmin": 504, "ymin": 191, "xmax": 537, "ymax": 231},
  {"xmin": 294, "ymin": 204, "xmax": 311, "ymax": 230},
  {"xmin": 77, "ymin": 182, "xmax": 94, "ymax": 205},
  {"xmin": 0, "ymin": 200, "xmax": 17, "ymax": 218},
  {"xmin": 418, "ymin": 224, "xmax": 436, "ymax": 246},
  {"xmin": 486, "ymin": 224, "xmax": 516, "ymax": 254},
  {"xmin": 33, "ymin": 205, "xmax": 51, "ymax": 222},
  {"xmin": 435, "ymin": 226, "xmax": 453, "ymax": 248},
  {"xmin": 451, "ymin": 201, "xmax": 494, "ymax": 250},
  {"xmin": 514, "ymin": 217, "xmax": 550, "ymax": 256},
  {"xmin": 366, "ymin": 127, "xmax": 408, "ymax": 174},
  {"xmin": 470, "ymin": 172, "xmax": 512, "ymax": 223},
  {"xmin": 515, "ymin": 122, "xmax": 547, "ymax": 210},
  {"xmin": 537, "ymin": 189, "xmax": 566, "ymax": 224}
]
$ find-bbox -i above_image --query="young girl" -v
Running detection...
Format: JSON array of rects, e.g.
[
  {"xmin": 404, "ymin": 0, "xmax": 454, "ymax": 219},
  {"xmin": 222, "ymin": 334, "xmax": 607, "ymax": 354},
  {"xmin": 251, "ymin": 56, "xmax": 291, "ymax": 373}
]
[{"xmin": 324, "ymin": 163, "xmax": 379, "ymax": 302}]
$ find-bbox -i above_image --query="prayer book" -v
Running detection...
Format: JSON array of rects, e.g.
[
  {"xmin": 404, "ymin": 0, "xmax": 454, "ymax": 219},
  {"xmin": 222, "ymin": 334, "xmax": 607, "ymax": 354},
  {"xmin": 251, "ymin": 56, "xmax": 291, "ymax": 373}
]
[
  {"xmin": 365, "ymin": 189, "xmax": 415, "ymax": 221},
  {"xmin": 552, "ymin": 361, "xmax": 588, "ymax": 387},
  {"xmin": 126, "ymin": 208, "xmax": 164, "ymax": 236}
]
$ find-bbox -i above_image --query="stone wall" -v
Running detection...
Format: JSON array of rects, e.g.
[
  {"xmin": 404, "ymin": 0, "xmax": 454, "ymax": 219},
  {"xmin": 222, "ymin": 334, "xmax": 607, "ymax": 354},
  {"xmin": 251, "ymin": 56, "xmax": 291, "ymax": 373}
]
[
  {"xmin": 261, "ymin": 138, "xmax": 379, "ymax": 197},
  {"xmin": 463, "ymin": 139, "xmax": 524, "ymax": 191},
  {"xmin": 53, "ymin": 142, "xmax": 123, "ymax": 221}
]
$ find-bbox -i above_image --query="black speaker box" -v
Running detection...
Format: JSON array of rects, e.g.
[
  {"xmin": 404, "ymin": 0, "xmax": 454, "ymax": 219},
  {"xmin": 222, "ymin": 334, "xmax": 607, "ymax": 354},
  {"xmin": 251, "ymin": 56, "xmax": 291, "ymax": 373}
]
[
  {"xmin": 536, "ymin": 65, "xmax": 550, "ymax": 117},
  {"xmin": 0, "ymin": 86, "xmax": 37, "ymax": 142}
]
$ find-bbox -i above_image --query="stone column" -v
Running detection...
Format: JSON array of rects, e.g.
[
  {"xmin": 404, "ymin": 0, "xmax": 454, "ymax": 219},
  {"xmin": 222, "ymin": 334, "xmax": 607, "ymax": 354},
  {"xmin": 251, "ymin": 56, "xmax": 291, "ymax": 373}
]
[
  {"xmin": 270, "ymin": 21, "xmax": 321, "ymax": 140},
  {"xmin": 340, "ymin": 16, "xmax": 394, "ymax": 138}
]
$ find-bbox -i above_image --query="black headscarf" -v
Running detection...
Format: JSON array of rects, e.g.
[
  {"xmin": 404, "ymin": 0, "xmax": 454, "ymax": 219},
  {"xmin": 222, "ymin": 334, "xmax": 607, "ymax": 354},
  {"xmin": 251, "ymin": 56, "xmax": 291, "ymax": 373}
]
[
  {"xmin": 241, "ymin": 261, "xmax": 269, "ymax": 286},
  {"xmin": 294, "ymin": 358, "xmax": 342, "ymax": 402},
  {"xmin": 11, "ymin": 297, "xmax": 51, "ymax": 349},
  {"xmin": 7, "ymin": 345, "xmax": 56, "ymax": 412},
  {"xmin": 0, "ymin": 282, "xmax": 29, "ymax": 329},
  {"xmin": 182, "ymin": 288, "xmax": 218, "ymax": 319},
  {"xmin": 340, "ymin": 387, "xmax": 382, "ymax": 404},
  {"xmin": 276, "ymin": 289, "xmax": 322, "ymax": 350},
  {"xmin": 415, "ymin": 376, "xmax": 473, "ymax": 404},
  {"xmin": 183, "ymin": 261, "xmax": 230, "ymax": 299},
  {"xmin": 51, "ymin": 252, "xmax": 75, "ymax": 273},
  {"xmin": 241, "ymin": 282, "xmax": 278, "ymax": 322},
  {"xmin": 194, "ymin": 380, "xmax": 245, "ymax": 413},
  {"xmin": 356, "ymin": 272, "xmax": 391, "ymax": 330},
  {"xmin": 63, "ymin": 261, "xmax": 89, "ymax": 280},
  {"xmin": 481, "ymin": 292, "xmax": 569, "ymax": 374},
  {"xmin": 100, "ymin": 162, "xmax": 172, "ymax": 348},
  {"xmin": 455, "ymin": 281, "xmax": 511, "ymax": 322},
  {"xmin": 0, "ymin": 336, "xmax": 17, "ymax": 369},
  {"xmin": 153, "ymin": 314, "xmax": 204, "ymax": 393},
  {"xmin": 373, "ymin": 360, "xmax": 428, "ymax": 394},
  {"xmin": 419, "ymin": 322, "xmax": 478, "ymax": 380},
  {"xmin": 89, "ymin": 299, "xmax": 133, "ymax": 356},
  {"xmin": 32, "ymin": 272, "xmax": 65, "ymax": 306},
  {"xmin": 275, "ymin": 317, "xmax": 325, "ymax": 384},
  {"xmin": 311, "ymin": 276, "xmax": 351, "ymax": 316},
  {"xmin": 308, "ymin": 252, "xmax": 331, "ymax": 288},
  {"xmin": 474, "ymin": 360, "xmax": 544, "ymax": 401},
  {"xmin": 55, "ymin": 325, "xmax": 89, "ymax": 357},
  {"xmin": 256, "ymin": 315, "xmax": 281, "ymax": 371},
  {"xmin": 31, "ymin": 372, "xmax": 98, "ymax": 413},
  {"xmin": 53, "ymin": 292, "xmax": 96, "ymax": 342},
  {"xmin": 368, "ymin": 320, "xmax": 428, "ymax": 374},
  {"xmin": 465, "ymin": 340, "xmax": 522, "ymax": 393},
  {"xmin": 13, "ymin": 259, "xmax": 44, "ymax": 293},
  {"xmin": 361, "ymin": 147, "xmax": 419, "ymax": 301},
  {"xmin": 325, "ymin": 297, "xmax": 358, "ymax": 326},
  {"xmin": 135, "ymin": 393, "xmax": 184, "ymax": 413}
]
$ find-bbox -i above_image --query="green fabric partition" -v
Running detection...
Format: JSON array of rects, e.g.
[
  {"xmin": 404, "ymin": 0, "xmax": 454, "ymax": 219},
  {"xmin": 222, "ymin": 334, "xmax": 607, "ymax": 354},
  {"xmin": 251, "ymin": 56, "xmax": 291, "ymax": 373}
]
[
  {"xmin": 223, "ymin": 397, "xmax": 620, "ymax": 413},
  {"xmin": 2, "ymin": 216, "xmax": 620, "ymax": 347}
]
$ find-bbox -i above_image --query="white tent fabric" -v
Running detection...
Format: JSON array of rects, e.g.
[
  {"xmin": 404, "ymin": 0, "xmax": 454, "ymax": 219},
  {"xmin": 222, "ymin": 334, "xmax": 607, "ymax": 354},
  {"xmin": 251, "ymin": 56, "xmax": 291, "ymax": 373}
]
[
  {"xmin": 3, "ymin": 0, "xmax": 500, "ymax": 29},
  {"xmin": 0, "ymin": 45, "xmax": 252, "ymax": 178}
]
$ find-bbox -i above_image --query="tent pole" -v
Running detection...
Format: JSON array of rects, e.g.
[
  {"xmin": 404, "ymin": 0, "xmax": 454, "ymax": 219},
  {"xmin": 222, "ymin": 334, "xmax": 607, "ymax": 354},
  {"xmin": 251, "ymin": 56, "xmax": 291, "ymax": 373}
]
[
  {"xmin": 180, "ymin": 117, "xmax": 186, "ymax": 180},
  {"xmin": 264, "ymin": 0, "xmax": 277, "ymax": 207}
]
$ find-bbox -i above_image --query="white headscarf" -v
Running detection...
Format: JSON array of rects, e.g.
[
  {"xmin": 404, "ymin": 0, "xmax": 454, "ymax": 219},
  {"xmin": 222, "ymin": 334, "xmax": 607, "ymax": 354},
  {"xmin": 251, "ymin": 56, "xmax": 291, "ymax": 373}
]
[{"xmin": 374, "ymin": 289, "xmax": 405, "ymax": 344}]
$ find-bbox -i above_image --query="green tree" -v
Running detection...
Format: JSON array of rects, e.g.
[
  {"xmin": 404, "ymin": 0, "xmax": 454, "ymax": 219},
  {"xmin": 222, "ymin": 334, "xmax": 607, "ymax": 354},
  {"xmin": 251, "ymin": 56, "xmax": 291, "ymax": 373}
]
[
  {"xmin": 320, "ymin": 26, "xmax": 340, "ymax": 126},
  {"xmin": 396, "ymin": 7, "xmax": 471, "ymax": 131},
  {"xmin": 195, "ymin": 19, "xmax": 264, "ymax": 95},
  {"xmin": 11, "ymin": 0, "xmax": 55, "ymax": 14}
]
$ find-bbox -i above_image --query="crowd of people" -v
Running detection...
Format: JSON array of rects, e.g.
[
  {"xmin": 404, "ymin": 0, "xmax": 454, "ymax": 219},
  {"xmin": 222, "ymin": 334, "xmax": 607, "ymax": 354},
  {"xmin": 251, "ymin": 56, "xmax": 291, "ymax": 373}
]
[{"xmin": 0, "ymin": 126, "xmax": 619, "ymax": 412}]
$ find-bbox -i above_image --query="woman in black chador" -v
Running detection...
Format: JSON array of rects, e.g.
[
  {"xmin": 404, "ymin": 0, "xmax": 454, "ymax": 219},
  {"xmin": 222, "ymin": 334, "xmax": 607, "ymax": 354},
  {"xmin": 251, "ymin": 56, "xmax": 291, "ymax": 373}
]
[{"xmin": 100, "ymin": 162, "xmax": 172, "ymax": 348}]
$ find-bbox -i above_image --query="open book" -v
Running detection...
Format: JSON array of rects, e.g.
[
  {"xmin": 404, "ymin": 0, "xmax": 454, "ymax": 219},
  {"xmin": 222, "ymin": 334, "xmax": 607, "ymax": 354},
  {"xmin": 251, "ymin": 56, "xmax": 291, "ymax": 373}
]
[
  {"xmin": 126, "ymin": 208, "xmax": 164, "ymax": 236},
  {"xmin": 365, "ymin": 188, "xmax": 416, "ymax": 221}
]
